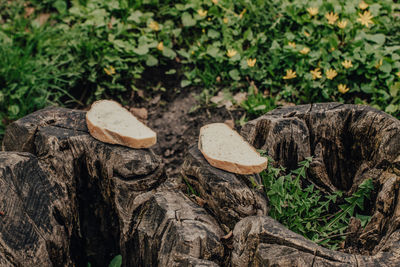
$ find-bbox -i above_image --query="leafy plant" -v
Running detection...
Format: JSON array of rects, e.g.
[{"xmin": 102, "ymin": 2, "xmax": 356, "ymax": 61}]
[
  {"xmin": 108, "ymin": 255, "xmax": 122, "ymax": 267},
  {"xmin": 260, "ymin": 156, "xmax": 374, "ymax": 250},
  {"xmin": 87, "ymin": 254, "xmax": 122, "ymax": 267},
  {"xmin": 1, "ymin": 0, "xmax": 400, "ymax": 140}
]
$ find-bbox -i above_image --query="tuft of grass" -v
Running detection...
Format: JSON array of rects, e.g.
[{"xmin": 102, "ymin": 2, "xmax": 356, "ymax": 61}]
[{"xmin": 259, "ymin": 156, "xmax": 373, "ymax": 250}]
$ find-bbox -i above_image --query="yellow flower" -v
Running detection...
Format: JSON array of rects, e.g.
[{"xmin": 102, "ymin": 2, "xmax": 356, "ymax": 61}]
[
  {"xmin": 307, "ymin": 7, "xmax": 319, "ymax": 16},
  {"xmin": 223, "ymin": 17, "xmax": 229, "ymax": 24},
  {"xmin": 202, "ymin": 28, "xmax": 205, "ymax": 33},
  {"xmin": 157, "ymin": 42, "xmax": 164, "ymax": 51},
  {"xmin": 212, "ymin": 0, "xmax": 218, "ymax": 4},
  {"xmin": 359, "ymin": 1, "xmax": 369, "ymax": 10},
  {"xmin": 338, "ymin": 84, "xmax": 350, "ymax": 94},
  {"xmin": 283, "ymin": 69, "xmax": 297, "ymax": 80},
  {"xmin": 104, "ymin": 66, "xmax": 116, "ymax": 76},
  {"xmin": 326, "ymin": 68, "xmax": 338, "ymax": 80},
  {"xmin": 304, "ymin": 31, "xmax": 311, "ymax": 37},
  {"xmin": 357, "ymin": 11, "xmax": 373, "ymax": 27},
  {"xmin": 375, "ymin": 59, "xmax": 383, "ymax": 69},
  {"xmin": 310, "ymin": 68, "xmax": 322, "ymax": 80},
  {"xmin": 149, "ymin": 21, "xmax": 159, "ymax": 31},
  {"xmin": 300, "ymin": 47, "xmax": 310, "ymax": 55},
  {"xmin": 337, "ymin": 20, "xmax": 348, "ymax": 29},
  {"xmin": 247, "ymin": 58, "xmax": 256, "ymax": 67},
  {"xmin": 342, "ymin": 59, "xmax": 353, "ymax": 69},
  {"xmin": 198, "ymin": 9, "xmax": 207, "ymax": 17},
  {"xmin": 330, "ymin": 47, "xmax": 336, "ymax": 52},
  {"xmin": 227, "ymin": 49, "xmax": 237, "ymax": 58},
  {"xmin": 397, "ymin": 71, "xmax": 400, "ymax": 78},
  {"xmin": 288, "ymin": 42, "xmax": 296, "ymax": 48},
  {"xmin": 239, "ymin": 9, "xmax": 246, "ymax": 19},
  {"xmin": 325, "ymin": 12, "xmax": 339, "ymax": 25}
]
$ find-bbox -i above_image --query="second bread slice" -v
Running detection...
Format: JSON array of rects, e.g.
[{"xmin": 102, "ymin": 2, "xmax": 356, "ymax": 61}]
[
  {"xmin": 198, "ymin": 123, "xmax": 267, "ymax": 174},
  {"xmin": 86, "ymin": 100, "xmax": 156, "ymax": 148}
]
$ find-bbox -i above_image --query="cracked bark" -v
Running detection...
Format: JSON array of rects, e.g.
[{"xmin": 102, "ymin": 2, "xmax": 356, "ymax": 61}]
[
  {"xmin": 232, "ymin": 103, "xmax": 400, "ymax": 266},
  {"xmin": 2, "ymin": 103, "xmax": 400, "ymax": 266},
  {"xmin": 1, "ymin": 107, "xmax": 224, "ymax": 266}
]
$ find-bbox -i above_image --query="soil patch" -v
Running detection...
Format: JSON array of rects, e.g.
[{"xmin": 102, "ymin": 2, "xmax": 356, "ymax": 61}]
[{"xmin": 143, "ymin": 90, "xmax": 244, "ymax": 177}]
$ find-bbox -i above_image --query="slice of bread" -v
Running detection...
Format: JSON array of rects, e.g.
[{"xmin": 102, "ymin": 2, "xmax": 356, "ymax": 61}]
[
  {"xmin": 86, "ymin": 100, "xmax": 156, "ymax": 148},
  {"xmin": 198, "ymin": 123, "xmax": 268, "ymax": 174}
]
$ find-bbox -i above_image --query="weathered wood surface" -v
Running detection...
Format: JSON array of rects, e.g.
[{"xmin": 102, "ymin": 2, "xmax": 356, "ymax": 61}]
[
  {"xmin": 181, "ymin": 146, "xmax": 268, "ymax": 230},
  {"xmin": 232, "ymin": 216, "xmax": 400, "ymax": 267},
  {"xmin": 0, "ymin": 152, "xmax": 71, "ymax": 266},
  {"xmin": 1, "ymin": 107, "xmax": 226, "ymax": 266},
  {"xmin": 237, "ymin": 103, "xmax": 400, "ymax": 264},
  {"xmin": 3, "ymin": 103, "xmax": 400, "ymax": 266},
  {"xmin": 123, "ymin": 181, "xmax": 225, "ymax": 266}
]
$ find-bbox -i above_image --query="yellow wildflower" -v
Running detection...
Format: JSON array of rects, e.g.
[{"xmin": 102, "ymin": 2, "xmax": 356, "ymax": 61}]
[
  {"xmin": 307, "ymin": 7, "xmax": 319, "ymax": 16},
  {"xmin": 212, "ymin": 0, "xmax": 218, "ymax": 4},
  {"xmin": 157, "ymin": 42, "xmax": 164, "ymax": 51},
  {"xmin": 283, "ymin": 69, "xmax": 297, "ymax": 80},
  {"xmin": 227, "ymin": 49, "xmax": 237, "ymax": 58},
  {"xmin": 359, "ymin": 1, "xmax": 369, "ymax": 10},
  {"xmin": 304, "ymin": 31, "xmax": 311, "ymax": 37},
  {"xmin": 310, "ymin": 68, "xmax": 322, "ymax": 80},
  {"xmin": 300, "ymin": 47, "xmax": 310, "ymax": 55},
  {"xmin": 326, "ymin": 68, "xmax": 338, "ymax": 80},
  {"xmin": 223, "ymin": 17, "xmax": 229, "ymax": 24},
  {"xmin": 247, "ymin": 58, "xmax": 256, "ymax": 67},
  {"xmin": 357, "ymin": 11, "xmax": 373, "ymax": 27},
  {"xmin": 104, "ymin": 66, "xmax": 116, "ymax": 76},
  {"xmin": 149, "ymin": 21, "xmax": 159, "ymax": 31},
  {"xmin": 375, "ymin": 59, "xmax": 383, "ymax": 69},
  {"xmin": 288, "ymin": 42, "xmax": 296, "ymax": 48},
  {"xmin": 337, "ymin": 20, "xmax": 348, "ymax": 29},
  {"xmin": 202, "ymin": 28, "xmax": 205, "ymax": 33},
  {"xmin": 330, "ymin": 47, "xmax": 336, "ymax": 52},
  {"xmin": 397, "ymin": 71, "xmax": 400, "ymax": 78},
  {"xmin": 208, "ymin": 17, "xmax": 211, "ymax": 21},
  {"xmin": 325, "ymin": 12, "xmax": 339, "ymax": 25},
  {"xmin": 239, "ymin": 9, "xmax": 246, "ymax": 19},
  {"xmin": 198, "ymin": 9, "xmax": 207, "ymax": 17},
  {"xmin": 342, "ymin": 59, "xmax": 353, "ymax": 69},
  {"xmin": 338, "ymin": 84, "xmax": 350, "ymax": 94}
]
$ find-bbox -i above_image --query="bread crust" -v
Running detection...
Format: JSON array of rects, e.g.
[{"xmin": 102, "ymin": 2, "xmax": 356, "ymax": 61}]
[
  {"xmin": 86, "ymin": 100, "xmax": 156, "ymax": 149},
  {"xmin": 198, "ymin": 124, "xmax": 268, "ymax": 174}
]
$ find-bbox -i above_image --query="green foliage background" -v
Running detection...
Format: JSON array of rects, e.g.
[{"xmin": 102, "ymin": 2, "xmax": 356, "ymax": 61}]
[{"xmin": 1, "ymin": 0, "xmax": 399, "ymax": 136}]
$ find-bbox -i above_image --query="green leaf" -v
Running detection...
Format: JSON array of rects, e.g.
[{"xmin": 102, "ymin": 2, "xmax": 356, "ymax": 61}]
[
  {"xmin": 365, "ymin": 34, "xmax": 386, "ymax": 46},
  {"xmin": 145, "ymin": 55, "xmax": 158, "ymax": 66},
  {"xmin": 8, "ymin": 105, "xmax": 20, "ymax": 117},
  {"xmin": 390, "ymin": 82, "xmax": 400, "ymax": 97},
  {"xmin": 361, "ymin": 84, "xmax": 374, "ymax": 94},
  {"xmin": 53, "ymin": 0, "xmax": 67, "ymax": 14},
  {"xmin": 229, "ymin": 69, "xmax": 240, "ymax": 81},
  {"xmin": 182, "ymin": 12, "xmax": 196, "ymax": 27},
  {"xmin": 162, "ymin": 47, "xmax": 177, "ymax": 59},
  {"xmin": 127, "ymin": 11, "xmax": 143, "ymax": 23},
  {"xmin": 133, "ymin": 45, "xmax": 149, "ymax": 55},
  {"xmin": 165, "ymin": 69, "xmax": 176, "ymax": 75},
  {"xmin": 380, "ymin": 62, "xmax": 392, "ymax": 73},
  {"xmin": 206, "ymin": 46, "xmax": 220, "ymax": 58},
  {"xmin": 208, "ymin": 29, "xmax": 220, "ymax": 39},
  {"xmin": 108, "ymin": 255, "xmax": 122, "ymax": 267},
  {"xmin": 181, "ymin": 80, "xmax": 191, "ymax": 87}
]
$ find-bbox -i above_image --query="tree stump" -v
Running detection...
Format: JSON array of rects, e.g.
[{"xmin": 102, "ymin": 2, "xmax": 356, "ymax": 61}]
[
  {"xmin": 1, "ymin": 107, "xmax": 225, "ymax": 266},
  {"xmin": 2, "ymin": 103, "xmax": 400, "ymax": 266},
  {"xmin": 183, "ymin": 103, "xmax": 400, "ymax": 266}
]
